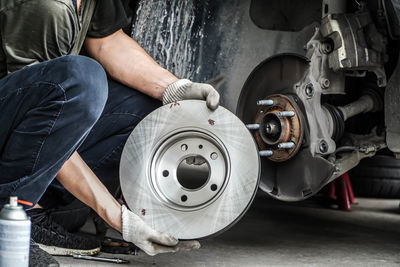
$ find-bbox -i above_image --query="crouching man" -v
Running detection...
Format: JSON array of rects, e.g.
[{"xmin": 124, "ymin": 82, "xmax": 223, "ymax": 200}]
[{"xmin": 0, "ymin": 0, "xmax": 219, "ymax": 265}]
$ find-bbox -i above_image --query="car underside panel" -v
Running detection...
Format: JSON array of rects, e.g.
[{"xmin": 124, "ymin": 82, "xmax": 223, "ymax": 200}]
[{"xmin": 249, "ymin": 0, "xmax": 321, "ymax": 31}]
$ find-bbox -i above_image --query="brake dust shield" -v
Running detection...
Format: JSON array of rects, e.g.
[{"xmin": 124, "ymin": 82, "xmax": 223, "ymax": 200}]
[{"xmin": 120, "ymin": 100, "xmax": 260, "ymax": 240}]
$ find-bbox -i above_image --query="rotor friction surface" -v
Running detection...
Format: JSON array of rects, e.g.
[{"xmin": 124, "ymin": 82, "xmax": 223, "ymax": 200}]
[{"xmin": 120, "ymin": 100, "xmax": 260, "ymax": 240}]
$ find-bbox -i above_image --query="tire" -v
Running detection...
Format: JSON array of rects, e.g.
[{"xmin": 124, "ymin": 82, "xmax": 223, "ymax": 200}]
[{"xmin": 350, "ymin": 155, "xmax": 400, "ymax": 198}]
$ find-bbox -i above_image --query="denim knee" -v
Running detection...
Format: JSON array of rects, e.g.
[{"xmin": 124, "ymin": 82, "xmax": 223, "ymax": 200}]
[{"xmin": 60, "ymin": 55, "xmax": 108, "ymax": 126}]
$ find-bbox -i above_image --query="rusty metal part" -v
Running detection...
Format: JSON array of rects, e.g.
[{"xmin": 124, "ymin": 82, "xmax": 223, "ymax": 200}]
[
  {"xmin": 253, "ymin": 94, "xmax": 303, "ymax": 162},
  {"xmin": 236, "ymin": 54, "xmax": 335, "ymax": 201}
]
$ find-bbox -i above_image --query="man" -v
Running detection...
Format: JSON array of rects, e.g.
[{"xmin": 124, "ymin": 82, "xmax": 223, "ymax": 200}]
[{"xmin": 0, "ymin": 0, "xmax": 219, "ymax": 265}]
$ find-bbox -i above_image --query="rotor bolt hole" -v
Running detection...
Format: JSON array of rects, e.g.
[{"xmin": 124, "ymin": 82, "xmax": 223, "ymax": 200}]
[
  {"xmin": 181, "ymin": 144, "xmax": 188, "ymax": 151},
  {"xmin": 162, "ymin": 170, "xmax": 169, "ymax": 177},
  {"xmin": 210, "ymin": 152, "xmax": 218, "ymax": 160},
  {"xmin": 199, "ymin": 145, "xmax": 203, "ymax": 149},
  {"xmin": 211, "ymin": 184, "xmax": 218, "ymax": 191},
  {"xmin": 181, "ymin": 195, "xmax": 188, "ymax": 202}
]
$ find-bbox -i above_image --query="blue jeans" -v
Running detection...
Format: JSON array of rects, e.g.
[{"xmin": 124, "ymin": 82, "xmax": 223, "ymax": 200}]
[{"xmin": 0, "ymin": 55, "xmax": 161, "ymax": 207}]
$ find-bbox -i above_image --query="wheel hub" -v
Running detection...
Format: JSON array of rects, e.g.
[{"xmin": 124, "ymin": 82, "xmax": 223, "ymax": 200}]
[
  {"xmin": 150, "ymin": 130, "xmax": 230, "ymax": 211},
  {"xmin": 253, "ymin": 94, "xmax": 303, "ymax": 162}
]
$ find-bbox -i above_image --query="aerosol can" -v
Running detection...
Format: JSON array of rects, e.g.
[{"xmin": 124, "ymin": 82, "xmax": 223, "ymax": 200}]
[{"xmin": 0, "ymin": 196, "xmax": 31, "ymax": 267}]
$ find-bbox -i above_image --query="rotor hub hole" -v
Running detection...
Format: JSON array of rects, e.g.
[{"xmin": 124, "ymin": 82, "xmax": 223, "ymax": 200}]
[{"xmin": 177, "ymin": 156, "xmax": 210, "ymax": 190}]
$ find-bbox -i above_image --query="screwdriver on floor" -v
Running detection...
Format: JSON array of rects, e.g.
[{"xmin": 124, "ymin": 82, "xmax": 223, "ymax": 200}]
[{"xmin": 73, "ymin": 254, "xmax": 130, "ymax": 264}]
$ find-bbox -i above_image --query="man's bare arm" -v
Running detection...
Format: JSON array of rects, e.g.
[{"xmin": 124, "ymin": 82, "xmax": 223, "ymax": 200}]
[
  {"xmin": 56, "ymin": 152, "xmax": 122, "ymax": 232},
  {"xmin": 56, "ymin": 151, "xmax": 200, "ymax": 255},
  {"xmin": 85, "ymin": 29, "xmax": 178, "ymax": 100}
]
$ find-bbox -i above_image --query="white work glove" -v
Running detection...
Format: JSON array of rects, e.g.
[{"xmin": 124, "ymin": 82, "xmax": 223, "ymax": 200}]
[
  {"xmin": 162, "ymin": 79, "xmax": 220, "ymax": 110},
  {"xmin": 121, "ymin": 205, "xmax": 200, "ymax": 256}
]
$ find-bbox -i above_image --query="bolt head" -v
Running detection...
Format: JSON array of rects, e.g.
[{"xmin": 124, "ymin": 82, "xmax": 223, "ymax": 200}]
[
  {"xmin": 321, "ymin": 43, "xmax": 333, "ymax": 54},
  {"xmin": 266, "ymin": 125, "xmax": 272, "ymax": 134},
  {"xmin": 320, "ymin": 78, "xmax": 330, "ymax": 89},
  {"xmin": 319, "ymin": 140, "xmax": 329, "ymax": 153},
  {"xmin": 305, "ymin": 84, "xmax": 314, "ymax": 97}
]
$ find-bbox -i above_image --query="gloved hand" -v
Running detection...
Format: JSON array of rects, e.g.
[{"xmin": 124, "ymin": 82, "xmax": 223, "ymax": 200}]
[
  {"xmin": 163, "ymin": 79, "xmax": 220, "ymax": 110},
  {"xmin": 121, "ymin": 205, "xmax": 201, "ymax": 256}
]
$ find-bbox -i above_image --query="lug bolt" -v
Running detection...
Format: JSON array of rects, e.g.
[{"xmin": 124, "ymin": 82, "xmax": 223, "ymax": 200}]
[
  {"xmin": 257, "ymin": 100, "xmax": 274, "ymax": 106},
  {"xmin": 319, "ymin": 140, "xmax": 329, "ymax": 153},
  {"xmin": 320, "ymin": 78, "xmax": 330, "ymax": 89},
  {"xmin": 246, "ymin": 124, "xmax": 260, "ymax": 130},
  {"xmin": 321, "ymin": 43, "xmax": 333, "ymax": 54},
  {"xmin": 259, "ymin": 150, "xmax": 274, "ymax": 157},
  {"xmin": 277, "ymin": 111, "xmax": 295, "ymax": 117},
  {"xmin": 278, "ymin": 142, "xmax": 296, "ymax": 149},
  {"xmin": 305, "ymin": 83, "xmax": 314, "ymax": 97}
]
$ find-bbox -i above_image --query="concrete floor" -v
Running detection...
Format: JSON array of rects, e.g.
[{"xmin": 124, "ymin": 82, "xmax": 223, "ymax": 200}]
[{"xmin": 56, "ymin": 193, "xmax": 400, "ymax": 267}]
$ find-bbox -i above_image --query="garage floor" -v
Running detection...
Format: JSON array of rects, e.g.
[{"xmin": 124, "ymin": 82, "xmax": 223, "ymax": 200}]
[{"xmin": 55, "ymin": 193, "xmax": 400, "ymax": 267}]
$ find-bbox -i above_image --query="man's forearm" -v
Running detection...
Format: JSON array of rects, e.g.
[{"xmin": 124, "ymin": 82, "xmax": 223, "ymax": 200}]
[
  {"xmin": 85, "ymin": 30, "xmax": 178, "ymax": 100},
  {"xmin": 56, "ymin": 152, "xmax": 122, "ymax": 232}
]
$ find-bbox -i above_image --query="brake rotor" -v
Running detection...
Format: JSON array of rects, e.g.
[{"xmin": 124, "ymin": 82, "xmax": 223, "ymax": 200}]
[{"xmin": 120, "ymin": 100, "xmax": 260, "ymax": 240}]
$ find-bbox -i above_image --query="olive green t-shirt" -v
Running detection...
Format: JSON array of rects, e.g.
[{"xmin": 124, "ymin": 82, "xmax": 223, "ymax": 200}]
[{"xmin": 0, "ymin": 0, "xmax": 129, "ymax": 79}]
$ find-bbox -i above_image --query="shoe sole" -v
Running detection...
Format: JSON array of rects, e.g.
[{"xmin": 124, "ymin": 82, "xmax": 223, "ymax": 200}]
[{"xmin": 38, "ymin": 243, "xmax": 100, "ymax": 256}]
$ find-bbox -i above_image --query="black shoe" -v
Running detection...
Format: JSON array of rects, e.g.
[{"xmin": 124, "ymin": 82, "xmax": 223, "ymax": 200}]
[
  {"xmin": 30, "ymin": 239, "xmax": 59, "ymax": 267},
  {"xmin": 27, "ymin": 208, "xmax": 100, "ymax": 256},
  {"xmin": 47, "ymin": 199, "xmax": 91, "ymax": 233}
]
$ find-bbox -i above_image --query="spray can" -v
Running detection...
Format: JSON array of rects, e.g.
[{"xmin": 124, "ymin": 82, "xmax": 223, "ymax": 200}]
[{"xmin": 0, "ymin": 196, "xmax": 31, "ymax": 267}]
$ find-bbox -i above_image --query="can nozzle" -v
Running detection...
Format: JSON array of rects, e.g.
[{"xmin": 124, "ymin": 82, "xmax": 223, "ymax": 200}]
[
  {"xmin": 9, "ymin": 196, "xmax": 18, "ymax": 207},
  {"xmin": 0, "ymin": 196, "xmax": 29, "ymax": 220}
]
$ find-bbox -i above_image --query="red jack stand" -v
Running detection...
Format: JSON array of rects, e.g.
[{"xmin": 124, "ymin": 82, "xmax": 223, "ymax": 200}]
[{"xmin": 323, "ymin": 172, "xmax": 356, "ymax": 211}]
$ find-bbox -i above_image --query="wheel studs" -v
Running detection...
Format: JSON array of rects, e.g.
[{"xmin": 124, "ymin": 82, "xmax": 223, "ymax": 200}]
[
  {"xmin": 277, "ymin": 142, "xmax": 295, "ymax": 149},
  {"xmin": 246, "ymin": 124, "xmax": 260, "ymax": 130},
  {"xmin": 259, "ymin": 150, "xmax": 273, "ymax": 157},
  {"xmin": 257, "ymin": 100, "xmax": 274, "ymax": 106},
  {"xmin": 277, "ymin": 111, "xmax": 295, "ymax": 117}
]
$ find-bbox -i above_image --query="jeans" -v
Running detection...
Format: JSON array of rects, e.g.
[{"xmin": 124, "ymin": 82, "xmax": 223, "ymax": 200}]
[{"xmin": 0, "ymin": 55, "xmax": 161, "ymax": 208}]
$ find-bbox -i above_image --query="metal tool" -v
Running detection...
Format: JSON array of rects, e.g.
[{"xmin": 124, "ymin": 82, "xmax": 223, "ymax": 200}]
[
  {"xmin": 120, "ymin": 100, "xmax": 260, "ymax": 239},
  {"xmin": 73, "ymin": 254, "xmax": 129, "ymax": 264},
  {"xmin": 0, "ymin": 197, "xmax": 31, "ymax": 267}
]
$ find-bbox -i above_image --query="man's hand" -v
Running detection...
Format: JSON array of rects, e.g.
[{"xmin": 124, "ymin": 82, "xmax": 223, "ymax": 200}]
[
  {"xmin": 162, "ymin": 79, "xmax": 220, "ymax": 110},
  {"xmin": 121, "ymin": 205, "xmax": 201, "ymax": 256},
  {"xmin": 57, "ymin": 153, "xmax": 200, "ymax": 256},
  {"xmin": 86, "ymin": 30, "xmax": 221, "ymax": 106}
]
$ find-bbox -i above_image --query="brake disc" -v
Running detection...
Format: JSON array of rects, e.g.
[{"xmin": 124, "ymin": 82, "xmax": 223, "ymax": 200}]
[{"xmin": 120, "ymin": 100, "xmax": 260, "ymax": 240}]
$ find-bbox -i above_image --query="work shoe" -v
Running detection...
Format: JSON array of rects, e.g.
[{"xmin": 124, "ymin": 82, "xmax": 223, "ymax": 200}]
[
  {"xmin": 27, "ymin": 208, "xmax": 100, "ymax": 256},
  {"xmin": 30, "ymin": 239, "xmax": 59, "ymax": 267}
]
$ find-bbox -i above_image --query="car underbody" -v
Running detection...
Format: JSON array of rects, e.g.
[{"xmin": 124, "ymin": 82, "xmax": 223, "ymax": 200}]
[{"xmin": 128, "ymin": 0, "xmax": 400, "ymax": 203}]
